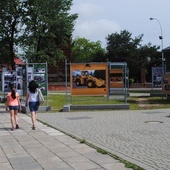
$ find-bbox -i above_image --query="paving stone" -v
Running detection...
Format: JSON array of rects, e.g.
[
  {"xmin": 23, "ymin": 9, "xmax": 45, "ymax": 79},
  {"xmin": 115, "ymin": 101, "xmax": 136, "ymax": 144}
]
[
  {"xmin": 12, "ymin": 162, "xmax": 42, "ymax": 170},
  {"xmin": 9, "ymin": 156, "xmax": 35, "ymax": 165},
  {"xmin": 68, "ymin": 161, "xmax": 101, "ymax": 170},
  {"xmin": 0, "ymin": 162, "xmax": 13, "ymax": 170},
  {"xmin": 0, "ymin": 156, "xmax": 8, "ymax": 163},
  {"xmin": 41, "ymin": 161, "xmax": 73, "ymax": 170}
]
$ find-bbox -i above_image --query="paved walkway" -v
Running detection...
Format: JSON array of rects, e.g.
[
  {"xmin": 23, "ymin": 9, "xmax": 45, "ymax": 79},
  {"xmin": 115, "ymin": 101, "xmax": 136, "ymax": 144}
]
[
  {"xmin": 37, "ymin": 109, "xmax": 170, "ymax": 170},
  {"xmin": 0, "ymin": 105, "xmax": 132, "ymax": 170}
]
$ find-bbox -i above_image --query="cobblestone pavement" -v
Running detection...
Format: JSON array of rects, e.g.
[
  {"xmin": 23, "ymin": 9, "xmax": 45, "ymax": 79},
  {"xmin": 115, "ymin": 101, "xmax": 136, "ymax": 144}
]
[{"xmin": 38, "ymin": 109, "xmax": 170, "ymax": 170}]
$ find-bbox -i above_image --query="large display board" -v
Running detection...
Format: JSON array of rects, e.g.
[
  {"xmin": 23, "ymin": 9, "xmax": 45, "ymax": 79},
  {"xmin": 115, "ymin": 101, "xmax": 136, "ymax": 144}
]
[
  {"xmin": 2, "ymin": 66, "xmax": 24, "ymax": 95},
  {"xmin": 109, "ymin": 62, "xmax": 128, "ymax": 89},
  {"xmin": 152, "ymin": 67, "xmax": 164, "ymax": 88},
  {"xmin": 162, "ymin": 74, "xmax": 170, "ymax": 94},
  {"xmin": 27, "ymin": 63, "xmax": 48, "ymax": 96},
  {"xmin": 1, "ymin": 63, "xmax": 47, "ymax": 97},
  {"xmin": 70, "ymin": 63, "xmax": 108, "ymax": 95},
  {"xmin": 110, "ymin": 68, "xmax": 124, "ymax": 88}
]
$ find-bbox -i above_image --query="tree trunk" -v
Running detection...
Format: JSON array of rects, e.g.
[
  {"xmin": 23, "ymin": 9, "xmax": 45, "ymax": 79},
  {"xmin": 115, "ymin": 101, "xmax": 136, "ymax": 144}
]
[{"xmin": 10, "ymin": 19, "xmax": 16, "ymax": 70}]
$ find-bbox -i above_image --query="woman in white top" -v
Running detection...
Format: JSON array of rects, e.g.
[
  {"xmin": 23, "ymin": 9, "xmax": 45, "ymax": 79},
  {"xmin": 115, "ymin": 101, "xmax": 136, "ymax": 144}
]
[{"xmin": 26, "ymin": 80, "xmax": 40, "ymax": 130}]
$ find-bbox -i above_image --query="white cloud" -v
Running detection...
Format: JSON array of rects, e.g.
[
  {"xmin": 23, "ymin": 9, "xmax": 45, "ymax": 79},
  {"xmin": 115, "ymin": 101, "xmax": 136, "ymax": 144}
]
[
  {"xmin": 73, "ymin": 19, "xmax": 120, "ymax": 44},
  {"xmin": 71, "ymin": 1, "xmax": 119, "ymax": 46},
  {"xmin": 74, "ymin": 3, "xmax": 104, "ymax": 19}
]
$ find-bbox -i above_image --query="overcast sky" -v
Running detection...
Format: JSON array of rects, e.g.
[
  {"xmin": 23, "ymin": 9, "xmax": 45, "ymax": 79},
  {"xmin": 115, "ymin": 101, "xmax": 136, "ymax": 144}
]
[{"xmin": 71, "ymin": 0, "xmax": 170, "ymax": 50}]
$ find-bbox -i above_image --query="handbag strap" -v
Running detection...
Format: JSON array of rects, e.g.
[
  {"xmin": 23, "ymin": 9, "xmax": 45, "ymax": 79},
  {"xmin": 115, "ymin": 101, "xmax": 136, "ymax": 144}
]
[{"xmin": 37, "ymin": 88, "xmax": 41, "ymax": 95}]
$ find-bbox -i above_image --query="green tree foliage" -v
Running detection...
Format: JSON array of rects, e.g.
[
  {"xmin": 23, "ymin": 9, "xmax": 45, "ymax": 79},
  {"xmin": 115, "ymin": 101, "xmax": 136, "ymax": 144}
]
[
  {"xmin": 106, "ymin": 30, "xmax": 160, "ymax": 82},
  {"xmin": 138, "ymin": 44, "xmax": 160, "ymax": 81},
  {"xmin": 21, "ymin": 0, "xmax": 78, "ymax": 66},
  {"xmin": 72, "ymin": 38, "xmax": 106, "ymax": 63},
  {"xmin": 0, "ymin": 0, "xmax": 77, "ymax": 68},
  {"xmin": 0, "ymin": 0, "xmax": 22, "ymax": 69}
]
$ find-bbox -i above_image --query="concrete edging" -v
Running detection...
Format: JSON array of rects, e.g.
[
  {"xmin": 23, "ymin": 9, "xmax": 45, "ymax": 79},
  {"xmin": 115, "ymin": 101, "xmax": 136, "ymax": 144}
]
[{"xmin": 63, "ymin": 104, "xmax": 129, "ymax": 112}]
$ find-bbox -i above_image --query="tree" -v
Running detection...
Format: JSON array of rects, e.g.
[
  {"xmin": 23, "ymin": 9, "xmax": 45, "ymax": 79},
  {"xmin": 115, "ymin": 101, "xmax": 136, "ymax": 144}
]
[
  {"xmin": 138, "ymin": 44, "xmax": 160, "ymax": 81},
  {"xmin": 0, "ymin": 0, "xmax": 22, "ymax": 69},
  {"xmin": 106, "ymin": 30, "xmax": 160, "ymax": 82},
  {"xmin": 71, "ymin": 37, "xmax": 106, "ymax": 63},
  {"xmin": 21, "ymin": 0, "xmax": 78, "ymax": 66}
]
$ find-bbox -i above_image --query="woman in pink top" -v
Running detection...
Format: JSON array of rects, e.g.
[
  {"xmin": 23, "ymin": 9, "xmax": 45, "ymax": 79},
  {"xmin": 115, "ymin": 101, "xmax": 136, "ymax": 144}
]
[{"xmin": 7, "ymin": 84, "xmax": 21, "ymax": 131}]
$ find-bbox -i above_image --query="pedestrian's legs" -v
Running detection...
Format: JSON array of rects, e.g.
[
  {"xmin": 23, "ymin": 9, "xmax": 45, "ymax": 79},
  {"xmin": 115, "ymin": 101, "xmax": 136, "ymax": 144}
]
[
  {"xmin": 14, "ymin": 110, "xmax": 19, "ymax": 129},
  {"xmin": 35, "ymin": 112, "xmax": 37, "ymax": 122},
  {"xmin": 31, "ymin": 111, "xmax": 36, "ymax": 130},
  {"xmin": 10, "ymin": 110, "xmax": 15, "ymax": 130}
]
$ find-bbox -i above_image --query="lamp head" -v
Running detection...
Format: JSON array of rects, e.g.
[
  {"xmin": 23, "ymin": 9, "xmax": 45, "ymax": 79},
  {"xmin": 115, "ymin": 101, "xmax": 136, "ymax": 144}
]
[{"xmin": 159, "ymin": 36, "xmax": 163, "ymax": 40}]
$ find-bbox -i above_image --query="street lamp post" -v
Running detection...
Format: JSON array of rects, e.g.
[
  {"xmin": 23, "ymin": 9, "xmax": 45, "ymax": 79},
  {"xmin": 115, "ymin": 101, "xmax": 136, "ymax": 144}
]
[{"xmin": 150, "ymin": 17, "xmax": 164, "ymax": 74}]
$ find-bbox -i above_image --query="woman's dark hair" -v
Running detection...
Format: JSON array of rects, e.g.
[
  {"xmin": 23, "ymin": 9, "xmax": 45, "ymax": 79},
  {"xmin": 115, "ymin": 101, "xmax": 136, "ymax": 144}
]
[
  {"xmin": 28, "ymin": 80, "xmax": 38, "ymax": 93},
  {"xmin": 10, "ymin": 84, "xmax": 16, "ymax": 99}
]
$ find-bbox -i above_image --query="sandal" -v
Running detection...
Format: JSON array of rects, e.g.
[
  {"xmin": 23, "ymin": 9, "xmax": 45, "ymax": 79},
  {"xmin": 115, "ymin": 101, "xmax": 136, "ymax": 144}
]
[
  {"xmin": 16, "ymin": 124, "xmax": 19, "ymax": 129},
  {"xmin": 32, "ymin": 126, "xmax": 36, "ymax": 130}
]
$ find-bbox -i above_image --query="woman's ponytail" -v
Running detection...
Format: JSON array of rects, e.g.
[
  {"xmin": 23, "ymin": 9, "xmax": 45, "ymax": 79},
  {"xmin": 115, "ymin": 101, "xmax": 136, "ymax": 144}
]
[{"xmin": 10, "ymin": 84, "xmax": 16, "ymax": 99}]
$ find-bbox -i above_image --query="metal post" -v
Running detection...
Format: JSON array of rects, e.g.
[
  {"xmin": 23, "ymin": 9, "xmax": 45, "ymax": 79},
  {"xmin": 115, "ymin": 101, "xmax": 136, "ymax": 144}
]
[
  {"xmin": 65, "ymin": 58, "xmax": 68, "ymax": 105},
  {"xmin": 46, "ymin": 62, "xmax": 48, "ymax": 106},
  {"xmin": 150, "ymin": 17, "xmax": 164, "ymax": 74},
  {"xmin": 124, "ymin": 63, "xmax": 127, "ymax": 104}
]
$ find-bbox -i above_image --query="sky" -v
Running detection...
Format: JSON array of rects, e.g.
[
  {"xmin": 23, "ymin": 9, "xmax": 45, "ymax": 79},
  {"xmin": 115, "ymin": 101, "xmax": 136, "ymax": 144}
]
[{"xmin": 70, "ymin": 0, "xmax": 170, "ymax": 50}]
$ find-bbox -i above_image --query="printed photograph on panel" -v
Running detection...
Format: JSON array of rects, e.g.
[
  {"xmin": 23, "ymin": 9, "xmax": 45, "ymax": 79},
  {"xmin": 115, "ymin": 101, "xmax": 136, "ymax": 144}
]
[
  {"xmin": 152, "ymin": 67, "xmax": 163, "ymax": 88},
  {"xmin": 72, "ymin": 70, "xmax": 106, "ymax": 88},
  {"xmin": 4, "ymin": 71, "xmax": 17, "ymax": 92}
]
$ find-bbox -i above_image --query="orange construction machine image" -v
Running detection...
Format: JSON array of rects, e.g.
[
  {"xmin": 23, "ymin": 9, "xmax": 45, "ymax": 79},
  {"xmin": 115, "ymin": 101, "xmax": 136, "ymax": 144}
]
[{"xmin": 73, "ymin": 71, "xmax": 105, "ymax": 88}]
